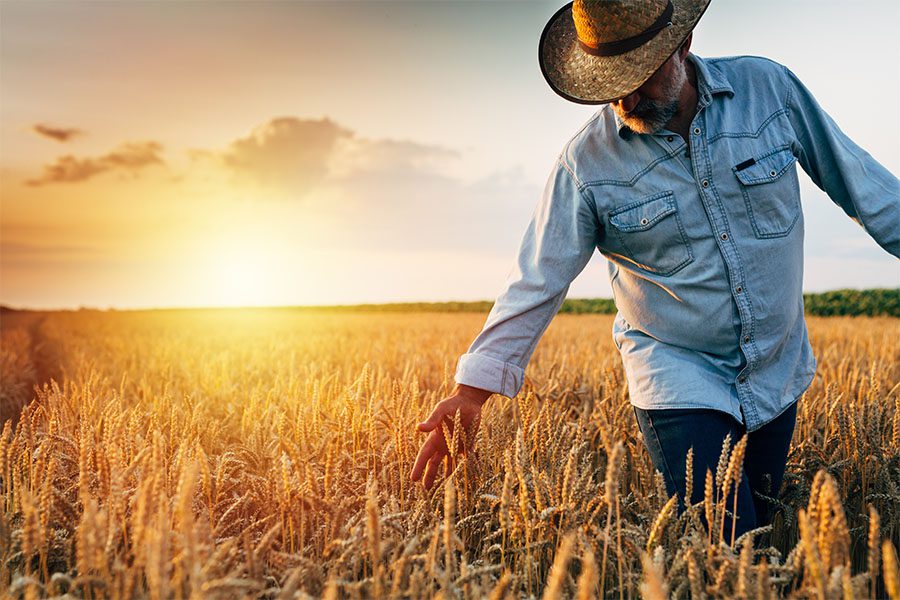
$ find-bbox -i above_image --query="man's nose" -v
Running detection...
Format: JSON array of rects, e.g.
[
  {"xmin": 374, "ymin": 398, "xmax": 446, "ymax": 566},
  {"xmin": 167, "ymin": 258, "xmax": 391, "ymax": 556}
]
[{"xmin": 619, "ymin": 92, "xmax": 641, "ymax": 113}]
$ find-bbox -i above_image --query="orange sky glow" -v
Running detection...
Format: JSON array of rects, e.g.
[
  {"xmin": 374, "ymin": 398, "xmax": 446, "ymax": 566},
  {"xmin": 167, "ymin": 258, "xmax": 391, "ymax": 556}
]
[{"xmin": 1, "ymin": 1, "xmax": 898, "ymax": 310}]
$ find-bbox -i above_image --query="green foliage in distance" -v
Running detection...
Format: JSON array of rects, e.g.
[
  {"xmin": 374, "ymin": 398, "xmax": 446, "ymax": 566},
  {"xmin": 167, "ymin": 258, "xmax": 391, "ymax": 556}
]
[
  {"xmin": 5, "ymin": 289, "xmax": 895, "ymax": 317},
  {"xmin": 800, "ymin": 288, "xmax": 899, "ymax": 317},
  {"xmin": 279, "ymin": 288, "xmax": 900, "ymax": 317}
]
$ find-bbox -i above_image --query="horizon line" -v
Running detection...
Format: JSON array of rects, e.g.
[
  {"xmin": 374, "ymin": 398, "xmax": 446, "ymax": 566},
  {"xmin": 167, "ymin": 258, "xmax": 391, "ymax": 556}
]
[{"xmin": 2, "ymin": 286, "xmax": 897, "ymax": 313}]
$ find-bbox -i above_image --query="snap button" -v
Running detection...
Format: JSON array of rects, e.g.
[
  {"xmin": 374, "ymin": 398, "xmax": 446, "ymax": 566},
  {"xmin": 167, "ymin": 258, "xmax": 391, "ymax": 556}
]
[
  {"xmin": 720, "ymin": 233, "xmax": 728, "ymax": 241},
  {"xmin": 666, "ymin": 136, "xmax": 674, "ymax": 142},
  {"xmin": 693, "ymin": 127, "xmax": 701, "ymax": 135},
  {"xmin": 735, "ymin": 286, "xmax": 743, "ymax": 293},
  {"xmin": 640, "ymin": 218, "xmax": 649, "ymax": 225},
  {"xmin": 702, "ymin": 179, "xmax": 709, "ymax": 188}
]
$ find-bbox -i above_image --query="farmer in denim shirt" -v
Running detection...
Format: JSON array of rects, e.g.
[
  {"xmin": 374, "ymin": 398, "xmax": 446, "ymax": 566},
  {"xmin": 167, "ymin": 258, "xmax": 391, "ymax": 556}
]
[{"xmin": 410, "ymin": 0, "xmax": 900, "ymax": 540}]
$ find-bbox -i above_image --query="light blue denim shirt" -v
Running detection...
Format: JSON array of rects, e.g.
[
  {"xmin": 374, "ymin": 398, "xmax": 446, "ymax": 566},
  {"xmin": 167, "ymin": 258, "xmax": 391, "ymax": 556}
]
[{"xmin": 454, "ymin": 53, "xmax": 900, "ymax": 431}]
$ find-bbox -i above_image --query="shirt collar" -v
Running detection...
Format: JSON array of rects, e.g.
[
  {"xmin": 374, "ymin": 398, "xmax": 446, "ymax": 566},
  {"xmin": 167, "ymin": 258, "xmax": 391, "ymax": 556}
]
[{"xmin": 614, "ymin": 53, "xmax": 735, "ymax": 139}]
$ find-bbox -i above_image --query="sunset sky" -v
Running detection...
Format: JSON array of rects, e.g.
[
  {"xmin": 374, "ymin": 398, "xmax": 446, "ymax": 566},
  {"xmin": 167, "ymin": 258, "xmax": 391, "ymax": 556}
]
[{"xmin": 2, "ymin": 0, "xmax": 898, "ymax": 310}]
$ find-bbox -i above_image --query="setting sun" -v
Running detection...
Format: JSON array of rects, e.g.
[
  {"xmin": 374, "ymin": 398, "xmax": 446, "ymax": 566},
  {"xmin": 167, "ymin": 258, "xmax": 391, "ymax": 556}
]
[
  {"xmin": 209, "ymin": 249, "xmax": 274, "ymax": 308},
  {"xmin": 191, "ymin": 215, "xmax": 295, "ymax": 308}
]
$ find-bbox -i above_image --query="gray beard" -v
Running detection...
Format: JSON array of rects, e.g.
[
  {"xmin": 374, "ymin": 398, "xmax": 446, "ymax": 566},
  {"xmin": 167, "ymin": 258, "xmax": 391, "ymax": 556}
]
[{"xmin": 619, "ymin": 97, "xmax": 679, "ymax": 134}]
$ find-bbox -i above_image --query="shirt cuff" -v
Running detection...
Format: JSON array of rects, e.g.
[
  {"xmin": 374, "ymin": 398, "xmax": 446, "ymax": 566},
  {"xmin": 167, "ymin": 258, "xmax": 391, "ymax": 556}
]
[{"xmin": 454, "ymin": 352, "xmax": 525, "ymax": 399}]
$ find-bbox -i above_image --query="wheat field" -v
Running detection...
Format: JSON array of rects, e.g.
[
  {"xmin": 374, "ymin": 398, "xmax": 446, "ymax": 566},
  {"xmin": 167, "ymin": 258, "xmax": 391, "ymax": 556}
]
[{"xmin": 1, "ymin": 309, "xmax": 898, "ymax": 599}]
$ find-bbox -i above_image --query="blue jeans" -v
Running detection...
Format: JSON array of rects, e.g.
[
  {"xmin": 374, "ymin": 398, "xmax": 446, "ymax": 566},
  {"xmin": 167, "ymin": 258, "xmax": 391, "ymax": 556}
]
[{"xmin": 633, "ymin": 400, "xmax": 797, "ymax": 542}]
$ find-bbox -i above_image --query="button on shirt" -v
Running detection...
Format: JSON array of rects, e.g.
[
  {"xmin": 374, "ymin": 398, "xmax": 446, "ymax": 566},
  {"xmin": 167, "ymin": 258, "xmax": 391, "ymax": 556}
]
[{"xmin": 454, "ymin": 53, "xmax": 900, "ymax": 431}]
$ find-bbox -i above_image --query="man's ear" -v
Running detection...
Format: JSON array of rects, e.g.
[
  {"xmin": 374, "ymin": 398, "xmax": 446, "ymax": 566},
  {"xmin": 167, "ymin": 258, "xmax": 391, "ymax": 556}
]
[{"xmin": 679, "ymin": 32, "xmax": 693, "ymax": 59}]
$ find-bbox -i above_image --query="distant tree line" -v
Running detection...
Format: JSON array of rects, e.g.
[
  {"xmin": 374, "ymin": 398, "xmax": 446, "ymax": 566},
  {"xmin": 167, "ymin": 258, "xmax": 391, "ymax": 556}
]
[
  {"xmin": 560, "ymin": 289, "xmax": 900, "ymax": 317},
  {"xmin": 799, "ymin": 288, "xmax": 899, "ymax": 317},
  {"xmin": 3, "ymin": 289, "xmax": 896, "ymax": 317},
  {"xmin": 273, "ymin": 288, "xmax": 898, "ymax": 317}
]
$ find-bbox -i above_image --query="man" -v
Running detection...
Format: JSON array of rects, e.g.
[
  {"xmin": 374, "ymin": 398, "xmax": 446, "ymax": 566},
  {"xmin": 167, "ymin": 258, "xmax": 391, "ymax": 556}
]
[{"xmin": 409, "ymin": 0, "xmax": 899, "ymax": 540}]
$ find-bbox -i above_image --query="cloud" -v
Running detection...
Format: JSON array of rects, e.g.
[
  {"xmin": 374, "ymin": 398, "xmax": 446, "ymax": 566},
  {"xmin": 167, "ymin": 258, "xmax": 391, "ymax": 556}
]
[
  {"xmin": 25, "ymin": 141, "xmax": 165, "ymax": 186},
  {"xmin": 329, "ymin": 137, "xmax": 459, "ymax": 180},
  {"xmin": 32, "ymin": 123, "xmax": 85, "ymax": 142},
  {"xmin": 212, "ymin": 117, "xmax": 351, "ymax": 196},
  {"xmin": 22, "ymin": 115, "xmax": 460, "ymax": 198},
  {"xmin": 185, "ymin": 116, "xmax": 528, "ymax": 255},
  {"xmin": 193, "ymin": 116, "xmax": 459, "ymax": 199}
]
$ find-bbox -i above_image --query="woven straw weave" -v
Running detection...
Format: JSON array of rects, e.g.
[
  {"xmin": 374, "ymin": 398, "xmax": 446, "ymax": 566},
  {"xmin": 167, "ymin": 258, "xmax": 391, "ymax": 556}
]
[{"xmin": 539, "ymin": 0, "xmax": 712, "ymax": 104}]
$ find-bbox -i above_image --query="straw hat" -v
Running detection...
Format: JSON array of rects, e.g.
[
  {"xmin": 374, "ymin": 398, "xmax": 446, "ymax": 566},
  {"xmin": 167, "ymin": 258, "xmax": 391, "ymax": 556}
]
[{"xmin": 538, "ymin": 0, "xmax": 712, "ymax": 104}]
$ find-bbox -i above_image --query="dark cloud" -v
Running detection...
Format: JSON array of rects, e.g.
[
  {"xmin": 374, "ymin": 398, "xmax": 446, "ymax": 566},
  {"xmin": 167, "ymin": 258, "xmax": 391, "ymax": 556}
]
[
  {"xmin": 25, "ymin": 141, "xmax": 165, "ymax": 186},
  {"xmin": 32, "ymin": 123, "xmax": 85, "ymax": 142}
]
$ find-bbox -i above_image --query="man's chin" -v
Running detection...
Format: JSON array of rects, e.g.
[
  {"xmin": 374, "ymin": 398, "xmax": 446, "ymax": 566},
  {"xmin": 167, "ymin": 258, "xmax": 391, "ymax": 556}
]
[
  {"xmin": 620, "ymin": 116, "xmax": 665, "ymax": 134},
  {"xmin": 614, "ymin": 99, "xmax": 678, "ymax": 135}
]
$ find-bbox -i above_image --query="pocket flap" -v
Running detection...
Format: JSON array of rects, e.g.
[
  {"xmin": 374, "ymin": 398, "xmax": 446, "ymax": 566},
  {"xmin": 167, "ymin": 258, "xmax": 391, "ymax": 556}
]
[
  {"xmin": 733, "ymin": 145, "xmax": 797, "ymax": 185},
  {"xmin": 609, "ymin": 192, "xmax": 675, "ymax": 232}
]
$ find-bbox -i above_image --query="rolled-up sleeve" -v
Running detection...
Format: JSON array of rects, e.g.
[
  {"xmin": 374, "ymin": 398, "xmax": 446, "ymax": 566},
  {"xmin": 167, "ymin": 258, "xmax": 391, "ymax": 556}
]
[
  {"xmin": 782, "ymin": 65, "xmax": 900, "ymax": 258},
  {"xmin": 454, "ymin": 157, "xmax": 601, "ymax": 398}
]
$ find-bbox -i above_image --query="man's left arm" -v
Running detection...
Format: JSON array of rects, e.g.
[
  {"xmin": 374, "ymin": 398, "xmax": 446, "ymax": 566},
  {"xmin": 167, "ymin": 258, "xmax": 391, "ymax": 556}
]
[{"xmin": 782, "ymin": 64, "xmax": 900, "ymax": 258}]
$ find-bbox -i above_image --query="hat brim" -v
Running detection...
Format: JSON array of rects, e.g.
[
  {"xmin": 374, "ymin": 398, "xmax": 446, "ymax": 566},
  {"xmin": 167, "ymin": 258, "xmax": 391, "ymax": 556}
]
[{"xmin": 538, "ymin": 0, "xmax": 711, "ymax": 105}]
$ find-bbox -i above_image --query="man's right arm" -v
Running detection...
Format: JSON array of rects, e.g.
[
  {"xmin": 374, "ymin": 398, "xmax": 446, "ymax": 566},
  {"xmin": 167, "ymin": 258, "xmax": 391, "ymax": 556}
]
[
  {"xmin": 454, "ymin": 156, "xmax": 601, "ymax": 399},
  {"xmin": 781, "ymin": 64, "xmax": 900, "ymax": 258}
]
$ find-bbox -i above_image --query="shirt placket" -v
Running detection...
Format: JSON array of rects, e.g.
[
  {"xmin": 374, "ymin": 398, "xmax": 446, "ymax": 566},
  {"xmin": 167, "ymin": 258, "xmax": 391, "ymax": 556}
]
[{"xmin": 687, "ymin": 94, "xmax": 761, "ymax": 427}]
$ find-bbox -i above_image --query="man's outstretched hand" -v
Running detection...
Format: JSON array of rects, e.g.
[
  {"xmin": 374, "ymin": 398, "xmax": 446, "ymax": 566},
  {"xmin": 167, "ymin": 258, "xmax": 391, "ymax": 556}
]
[{"xmin": 409, "ymin": 384, "xmax": 491, "ymax": 490}]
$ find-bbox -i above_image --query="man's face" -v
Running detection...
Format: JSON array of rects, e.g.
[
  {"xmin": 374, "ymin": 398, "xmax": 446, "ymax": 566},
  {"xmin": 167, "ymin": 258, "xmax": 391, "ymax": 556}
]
[{"xmin": 611, "ymin": 51, "xmax": 688, "ymax": 134}]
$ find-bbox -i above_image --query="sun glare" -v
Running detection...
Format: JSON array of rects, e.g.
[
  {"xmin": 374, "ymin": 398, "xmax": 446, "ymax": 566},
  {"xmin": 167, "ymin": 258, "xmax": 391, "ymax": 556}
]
[
  {"xmin": 211, "ymin": 249, "xmax": 275, "ymax": 307},
  {"xmin": 193, "ymin": 216, "xmax": 294, "ymax": 308}
]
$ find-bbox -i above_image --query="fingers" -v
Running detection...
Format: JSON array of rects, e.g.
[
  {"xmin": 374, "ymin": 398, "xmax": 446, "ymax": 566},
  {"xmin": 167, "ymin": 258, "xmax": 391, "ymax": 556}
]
[
  {"xmin": 409, "ymin": 432, "xmax": 444, "ymax": 481},
  {"xmin": 411, "ymin": 396, "xmax": 480, "ymax": 488},
  {"xmin": 409, "ymin": 436, "xmax": 435, "ymax": 481},
  {"xmin": 417, "ymin": 400, "xmax": 452, "ymax": 433},
  {"xmin": 423, "ymin": 452, "xmax": 444, "ymax": 489}
]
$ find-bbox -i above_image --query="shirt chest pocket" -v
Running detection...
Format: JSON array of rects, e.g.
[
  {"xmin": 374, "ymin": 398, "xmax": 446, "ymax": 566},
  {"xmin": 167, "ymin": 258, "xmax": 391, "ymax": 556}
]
[
  {"xmin": 607, "ymin": 191, "xmax": 694, "ymax": 276},
  {"xmin": 732, "ymin": 145, "xmax": 802, "ymax": 238}
]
